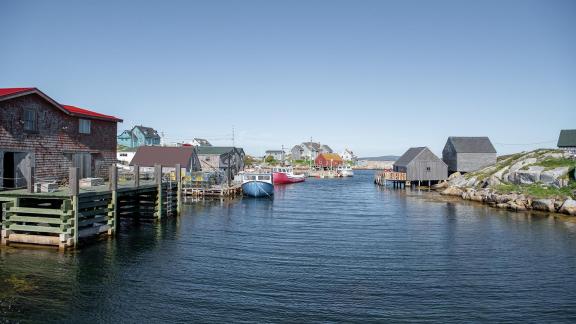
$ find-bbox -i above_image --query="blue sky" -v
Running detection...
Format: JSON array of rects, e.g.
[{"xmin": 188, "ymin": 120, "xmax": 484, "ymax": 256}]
[{"xmin": 1, "ymin": 0, "xmax": 575, "ymax": 157}]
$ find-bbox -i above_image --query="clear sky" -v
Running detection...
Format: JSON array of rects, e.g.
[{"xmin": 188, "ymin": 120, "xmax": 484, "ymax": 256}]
[{"xmin": 1, "ymin": 0, "xmax": 575, "ymax": 157}]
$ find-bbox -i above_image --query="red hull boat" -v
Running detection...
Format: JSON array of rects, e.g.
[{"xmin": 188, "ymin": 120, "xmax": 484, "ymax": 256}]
[{"xmin": 272, "ymin": 167, "xmax": 306, "ymax": 184}]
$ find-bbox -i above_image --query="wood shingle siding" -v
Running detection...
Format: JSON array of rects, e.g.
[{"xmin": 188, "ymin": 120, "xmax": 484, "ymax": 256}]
[
  {"xmin": 442, "ymin": 137, "xmax": 497, "ymax": 173},
  {"xmin": 393, "ymin": 147, "xmax": 448, "ymax": 181},
  {"xmin": 0, "ymin": 90, "xmax": 120, "ymax": 188}
]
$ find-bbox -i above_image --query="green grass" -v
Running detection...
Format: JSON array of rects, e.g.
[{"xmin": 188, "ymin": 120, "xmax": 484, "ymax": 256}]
[{"xmin": 494, "ymin": 181, "xmax": 576, "ymax": 199}]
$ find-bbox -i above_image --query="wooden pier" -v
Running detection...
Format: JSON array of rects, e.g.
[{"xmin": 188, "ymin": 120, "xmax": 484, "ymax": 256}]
[
  {"xmin": 182, "ymin": 184, "xmax": 242, "ymax": 198},
  {"xmin": 374, "ymin": 171, "xmax": 408, "ymax": 188},
  {"xmin": 1, "ymin": 164, "xmax": 181, "ymax": 250}
]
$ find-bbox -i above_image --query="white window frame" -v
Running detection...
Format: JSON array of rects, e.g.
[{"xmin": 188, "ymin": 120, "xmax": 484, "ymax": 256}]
[{"xmin": 79, "ymin": 119, "xmax": 91, "ymax": 134}]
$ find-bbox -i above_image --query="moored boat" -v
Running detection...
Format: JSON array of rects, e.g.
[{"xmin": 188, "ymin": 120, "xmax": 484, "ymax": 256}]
[
  {"xmin": 242, "ymin": 173, "xmax": 274, "ymax": 198},
  {"xmin": 272, "ymin": 167, "xmax": 306, "ymax": 184},
  {"xmin": 338, "ymin": 165, "xmax": 354, "ymax": 177}
]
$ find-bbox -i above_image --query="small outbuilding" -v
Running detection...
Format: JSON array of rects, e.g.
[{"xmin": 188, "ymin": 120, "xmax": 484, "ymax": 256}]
[
  {"xmin": 130, "ymin": 146, "xmax": 201, "ymax": 173},
  {"xmin": 557, "ymin": 130, "xmax": 576, "ymax": 155},
  {"xmin": 315, "ymin": 153, "xmax": 343, "ymax": 168},
  {"xmin": 442, "ymin": 137, "xmax": 497, "ymax": 173},
  {"xmin": 394, "ymin": 147, "xmax": 447, "ymax": 183}
]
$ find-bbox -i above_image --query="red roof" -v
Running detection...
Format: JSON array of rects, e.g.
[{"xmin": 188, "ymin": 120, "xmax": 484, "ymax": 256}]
[
  {"xmin": 62, "ymin": 105, "xmax": 122, "ymax": 122},
  {"xmin": 0, "ymin": 88, "xmax": 34, "ymax": 97},
  {"xmin": 0, "ymin": 87, "xmax": 122, "ymax": 122}
]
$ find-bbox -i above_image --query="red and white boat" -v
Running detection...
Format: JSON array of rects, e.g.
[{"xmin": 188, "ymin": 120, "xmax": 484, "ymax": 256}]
[{"xmin": 272, "ymin": 167, "xmax": 306, "ymax": 184}]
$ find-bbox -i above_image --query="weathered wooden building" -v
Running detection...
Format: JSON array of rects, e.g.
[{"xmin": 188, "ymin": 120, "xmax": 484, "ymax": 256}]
[
  {"xmin": 196, "ymin": 147, "xmax": 245, "ymax": 176},
  {"xmin": 393, "ymin": 147, "xmax": 447, "ymax": 183},
  {"xmin": 130, "ymin": 146, "xmax": 201, "ymax": 173},
  {"xmin": 0, "ymin": 88, "xmax": 122, "ymax": 189},
  {"xmin": 557, "ymin": 129, "xmax": 576, "ymax": 156},
  {"xmin": 442, "ymin": 137, "xmax": 497, "ymax": 173}
]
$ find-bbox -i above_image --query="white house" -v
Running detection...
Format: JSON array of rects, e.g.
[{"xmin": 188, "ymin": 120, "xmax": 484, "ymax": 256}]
[
  {"xmin": 265, "ymin": 150, "xmax": 285, "ymax": 161},
  {"xmin": 341, "ymin": 149, "xmax": 356, "ymax": 162},
  {"xmin": 117, "ymin": 148, "xmax": 136, "ymax": 165}
]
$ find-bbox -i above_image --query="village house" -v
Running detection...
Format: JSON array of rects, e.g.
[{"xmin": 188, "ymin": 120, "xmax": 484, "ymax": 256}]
[
  {"xmin": 265, "ymin": 150, "xmax": 285, "ymax": 161},
  {"xmin": 442, "ymin": 137, "xmax": 497, "ymax": 173},
  {"xmin": 341, "ymin": 149, "xmax": 356, "ymax": 162},
  {"xmin": 315, "ymin": 153, "xmax": 344, "ymax": 168},
  {"xmin": 191, "ymin": 138, "xmax": 212, "ymax": 147},
  {"xmin": 0, "ymin": 88, "xmax": 122, "ymax": 189},
  {"xmin": 291, "ymin": 145, "xmax": 304, "ymax": 160},
  {"xmin": 117, "ymin": 125, "xmax": 161, "ymax": 148},
  {"xmin": 320, "ymin": 144, "xmax": 333, "ymax": 154},
  {"xmin": 557, "ymin": 129, "xmax": 576, "ymax": 156},
  {"xmin": 116, "ymin": 147, "xmax": 137, "ymax": 166},
  {"xmin": 130, "ymin": 146, "xmax": 201, "ymax": 174},
  {"xmin": 196, "ymin": 147, "xmax": 245, "ymax": 177},
  {"xmin": 394, "ymin": 147, "xmax": 448, "ymax": 184}
]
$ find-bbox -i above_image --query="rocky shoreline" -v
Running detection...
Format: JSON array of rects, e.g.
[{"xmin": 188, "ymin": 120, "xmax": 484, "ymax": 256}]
[
  {"xmin": 435, "ymin": 149, "xmax": 576, "ymax": 216},
  {"xmin": 439, "ymin": 185, "xmax": 576, "ymax": 216}
]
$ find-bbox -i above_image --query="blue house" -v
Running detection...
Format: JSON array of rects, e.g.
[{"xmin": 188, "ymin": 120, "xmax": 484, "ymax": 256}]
[{"xmin": 117, "ymin": 125, "xmax": 161, "ymax": 148}]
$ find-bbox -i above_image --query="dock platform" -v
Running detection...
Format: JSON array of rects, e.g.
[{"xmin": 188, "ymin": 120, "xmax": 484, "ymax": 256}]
[{"xmin": 1, "ymin": 165, "xmax": 180, "ymax": 250}]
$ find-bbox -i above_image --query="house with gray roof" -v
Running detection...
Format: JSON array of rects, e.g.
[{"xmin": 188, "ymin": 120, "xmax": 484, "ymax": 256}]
[
  {"xmin": 291, "ymin": 145, "xmax": 304, "ymax": 160},
  {"xmin": 394, "ymin": 147, "xmax": 447, "ymax": 182},
  {"xmin": 320, "ymin": 145, "xmax": 333, "ymax": 154},
  {"xmin": 557, "ymin": 130, "xmax": 576, "ymax": 155},
  {"xmin": 192, "ymin": 138, "xmax": 212, "ymax": 147},
  {"xmin": 442, "ymin": 137, "xmax": 497, "ymax": 173},
  {"xmin": 301, "ymin": 142, "xmax": 321, "ymax": 160},
  {"xmin": 117, "ymin": 125, "xmax": 161, "ymax": 148},
  {"xmin": 265, "ymin": 150, "xmax": 285, "ymax": 161}
]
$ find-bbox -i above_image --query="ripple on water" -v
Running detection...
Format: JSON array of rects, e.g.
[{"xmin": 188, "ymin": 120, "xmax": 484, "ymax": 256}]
[{"xmin": 2, "ymin": 171, "xmax": 576, "ymax": 322}]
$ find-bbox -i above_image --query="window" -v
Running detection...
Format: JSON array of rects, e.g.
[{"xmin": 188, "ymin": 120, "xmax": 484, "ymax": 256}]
[
  {"xmin": 23, "ymin": 109, "xmax": 37, "ymax": 131},
  {"xmin": 120, "ymin": 153, "xmax": 128, "ymax": 157},
  {"xmin": 426, "ymin": 167, "xmax": 431, "ymax": 172},
  {"xmin": 79, "ymin": 119, "xmax": 91, "ymax": 134}
]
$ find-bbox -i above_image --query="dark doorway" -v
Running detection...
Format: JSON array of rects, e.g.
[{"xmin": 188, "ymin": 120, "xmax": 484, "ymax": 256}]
[{"xmin": 3, "ymin": 152, "xmax": 15, "ymax": 188}]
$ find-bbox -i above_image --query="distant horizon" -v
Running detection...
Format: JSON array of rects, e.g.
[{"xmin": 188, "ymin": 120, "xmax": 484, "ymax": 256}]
[{"xmin": 2, "ymin": 0, "xmax": 575, "ymax": 157}]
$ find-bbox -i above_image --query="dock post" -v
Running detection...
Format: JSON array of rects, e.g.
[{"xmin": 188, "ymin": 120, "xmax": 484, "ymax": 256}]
[
  {"xmin": 70, "ymin": 167, "xmax": 80, "ymax": 248},
  {"xmin": 109, "ymin": 165, "xmax": 118, "ymax": 236},
  {"xmin": 27, "ymin": 166, "xmax": 35, "ymax": 193},
  {"xmin": 175, "ymin": 164, "xmax": 182, "ymax": 216},
  {"xmin": 134, "ymin": 165, "xmax": 140, "ymax": 188},
  {"xmin": 155, "ymin": 165, "xmax": 163, "ymax": 220}
]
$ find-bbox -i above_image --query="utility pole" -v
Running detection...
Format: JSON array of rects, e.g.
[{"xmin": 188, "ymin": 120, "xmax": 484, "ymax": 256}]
[{"xmin": 232, "ymin": 126, "xmax": 235, "ymax": 147}]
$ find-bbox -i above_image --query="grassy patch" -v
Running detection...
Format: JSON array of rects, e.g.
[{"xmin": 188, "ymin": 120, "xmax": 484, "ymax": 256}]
[{"xmin": 494, "ymin": 181, "xmax": 576, "ymax": 199}]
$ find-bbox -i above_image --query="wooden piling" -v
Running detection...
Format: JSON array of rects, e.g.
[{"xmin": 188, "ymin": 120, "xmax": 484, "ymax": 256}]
[
  {"xmin": 109, "ymin": 165, "xmax": 118, "ymax": 235},
  {"xmin": 155, "ymin": 165, "xmax": 163, "ymax": 220},
  {"xmin": 175, "ymin": 164, "xmax": 182, "ymax": 215},
  {"xmin": 134, "ymin": 165, "xmax": 140, "ymax": 188},
  {"xmin": 27, "ymin": 166, "xmax": 35, "ymax": 193},
  {"xmin": 70, "ymin": 167, "xmax": 80, "ymax": 248}
]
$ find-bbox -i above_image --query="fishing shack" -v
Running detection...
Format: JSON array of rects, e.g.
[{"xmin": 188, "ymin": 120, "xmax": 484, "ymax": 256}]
[
  {"xmin": 442, "ymin": 136, "xmax": 497, "ymax": 173},
  {"xmin": 393, "ymin": 147, "xmax": 448, "ymax": 186},
  {"xmin": 0, "ymin": 87, "xmax": 122, "ymax": 190}
]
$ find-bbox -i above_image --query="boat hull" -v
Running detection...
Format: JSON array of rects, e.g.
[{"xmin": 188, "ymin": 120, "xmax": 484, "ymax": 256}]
[
  {"xmin": 273, "ymin": 172, "xmax": 306, "ymax": 184},
  {"xmin": 242, "ymin": 181, "xmax": 274, "ymax": 198}
]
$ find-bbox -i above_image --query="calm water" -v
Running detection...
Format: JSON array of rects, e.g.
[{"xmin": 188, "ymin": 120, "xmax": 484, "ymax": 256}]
[{"xmin": 2, "ymin": 170, "xmax": 576, "ymax": 323}]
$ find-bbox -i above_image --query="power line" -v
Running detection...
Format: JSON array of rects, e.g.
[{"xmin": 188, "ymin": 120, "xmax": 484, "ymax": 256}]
[{"xmin": 493, "ymin": 140, "xmax": 556, "ymax": 146}]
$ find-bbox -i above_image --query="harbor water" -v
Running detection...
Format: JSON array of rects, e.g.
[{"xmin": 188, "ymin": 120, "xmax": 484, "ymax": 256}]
[{"xmin": 1, "ymin": 170, "xmax": 576, "ymax": 322}]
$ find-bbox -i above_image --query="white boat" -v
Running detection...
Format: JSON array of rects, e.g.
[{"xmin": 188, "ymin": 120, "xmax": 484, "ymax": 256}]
[{"xmin": 338, "ymin": 165, "xmax": 354, "ymax": 177}]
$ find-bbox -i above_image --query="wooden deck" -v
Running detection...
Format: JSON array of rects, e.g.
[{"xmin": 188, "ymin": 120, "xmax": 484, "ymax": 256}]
[
  {"xmin": 182, "ymin": 184, "xmax": 242, "ymax": 198},
  {"xmin": 374, "ymin": 171, "xmax": 408, "ymax": 188},
  {"xmin": 1, "ymin": 165, "xmax": 181, "ymax": 250}
]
